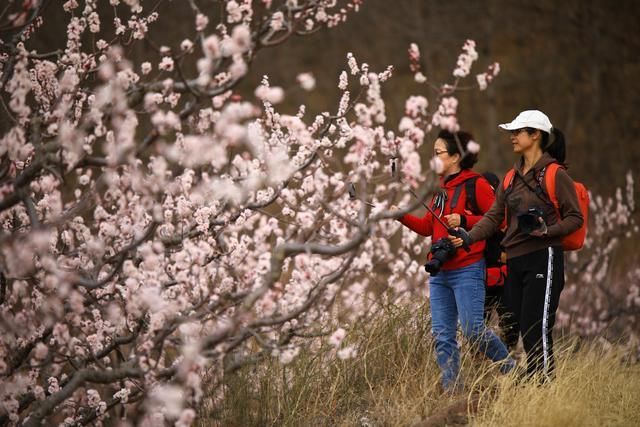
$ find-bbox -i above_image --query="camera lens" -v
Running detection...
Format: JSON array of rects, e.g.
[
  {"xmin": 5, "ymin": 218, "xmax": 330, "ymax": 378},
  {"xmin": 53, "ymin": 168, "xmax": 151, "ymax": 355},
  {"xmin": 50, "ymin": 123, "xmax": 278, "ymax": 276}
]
[
  {"xmin": 424, "ymin": 259, "xmax": 442, "ymax": 275},
  {"xmin": 424, "ymin": 238, "xmax": 458, "ymax": 275}
]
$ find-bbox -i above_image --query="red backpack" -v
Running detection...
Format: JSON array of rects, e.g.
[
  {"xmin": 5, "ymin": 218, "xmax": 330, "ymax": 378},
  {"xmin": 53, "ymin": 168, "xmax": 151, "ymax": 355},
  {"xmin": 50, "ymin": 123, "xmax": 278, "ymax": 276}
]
[{"xmin": 503, "ymin": 163, "xmax": 589, "ymax": 251}]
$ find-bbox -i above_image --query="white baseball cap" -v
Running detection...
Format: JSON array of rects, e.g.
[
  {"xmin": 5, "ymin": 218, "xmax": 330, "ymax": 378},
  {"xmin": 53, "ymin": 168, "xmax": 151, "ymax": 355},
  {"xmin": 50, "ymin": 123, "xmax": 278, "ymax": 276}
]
[{"xmin": 498, "ymin": 110, "xmax": 553, "ymax": 133}]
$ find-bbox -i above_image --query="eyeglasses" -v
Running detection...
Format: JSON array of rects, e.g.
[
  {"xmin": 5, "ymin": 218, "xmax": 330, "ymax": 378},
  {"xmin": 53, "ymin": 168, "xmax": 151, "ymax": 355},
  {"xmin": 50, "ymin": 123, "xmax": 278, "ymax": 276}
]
[
  {"xmin": 510, "ymin": 129, "xmax": 525, "ymax": 136},
  {"xmin": 433, "ymin": 149, "xmax": 449, "ymax": 157}
]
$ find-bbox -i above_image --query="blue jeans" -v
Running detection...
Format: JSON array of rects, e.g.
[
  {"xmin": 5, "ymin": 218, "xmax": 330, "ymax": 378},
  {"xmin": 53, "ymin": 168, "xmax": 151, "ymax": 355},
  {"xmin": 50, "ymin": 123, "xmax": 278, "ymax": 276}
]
[{"xmin": 429, "ymin": 259, "xmax": 515, "ymax": 391}]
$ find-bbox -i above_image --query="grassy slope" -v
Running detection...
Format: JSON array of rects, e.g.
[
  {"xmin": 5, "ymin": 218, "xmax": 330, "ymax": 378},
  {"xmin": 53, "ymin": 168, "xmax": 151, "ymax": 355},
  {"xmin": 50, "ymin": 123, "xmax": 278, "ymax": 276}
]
[{"xmin": 198, "ymin": 304, "xmax": 640, "ymax": 426}]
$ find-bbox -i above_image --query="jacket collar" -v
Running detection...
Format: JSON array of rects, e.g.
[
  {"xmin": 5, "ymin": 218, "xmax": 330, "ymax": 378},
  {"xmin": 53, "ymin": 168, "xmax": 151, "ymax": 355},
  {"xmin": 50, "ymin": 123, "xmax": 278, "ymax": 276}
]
[
  {"xmin": 515, "ymin": 152, "xmax": 557, "ymax": 176},
  {"xmin": 440, "ymin": 168, "xmax": 480, "ymax": 189}
]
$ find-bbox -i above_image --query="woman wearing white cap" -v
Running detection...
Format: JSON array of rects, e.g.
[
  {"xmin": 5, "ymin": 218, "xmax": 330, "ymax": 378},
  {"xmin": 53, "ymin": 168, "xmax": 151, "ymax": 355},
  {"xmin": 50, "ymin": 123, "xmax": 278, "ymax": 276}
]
[{"xmin": 449, "ymin": 110, "xmax": 584, "ymax": 380}]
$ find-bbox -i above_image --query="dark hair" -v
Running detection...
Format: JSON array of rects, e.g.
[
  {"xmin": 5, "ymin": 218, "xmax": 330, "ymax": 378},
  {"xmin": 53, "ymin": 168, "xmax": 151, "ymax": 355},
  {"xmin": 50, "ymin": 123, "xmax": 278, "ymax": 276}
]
[
  {"xmin": 436, "ymin": 129, "xmax": 478, "ymax": 170},
  {"xmin": 524, "ymin": 127, "xmax": 566, "ymax": 164}
]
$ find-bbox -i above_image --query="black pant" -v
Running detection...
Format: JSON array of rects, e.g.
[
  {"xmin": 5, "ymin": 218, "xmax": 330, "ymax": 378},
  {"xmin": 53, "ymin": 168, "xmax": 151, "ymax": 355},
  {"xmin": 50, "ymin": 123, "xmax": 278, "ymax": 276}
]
[
  {"xmin": 505, "ymin": 246, "xmax": 564, "ymax": 378},
  {"xmin": 484, "ymin": 285, "xmax": 519, "ymax": 350}
]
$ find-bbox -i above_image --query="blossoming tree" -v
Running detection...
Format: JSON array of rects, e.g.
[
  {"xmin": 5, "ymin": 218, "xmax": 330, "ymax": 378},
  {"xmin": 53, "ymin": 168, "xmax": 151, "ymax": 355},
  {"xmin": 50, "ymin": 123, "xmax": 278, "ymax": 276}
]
[
  {"xmin": 559, "ymin": 172, "xmax": 640, "ymax": 353},
  {"xmin": 0, "ymin": 1, "xmax": 502, "ymax": 425}
]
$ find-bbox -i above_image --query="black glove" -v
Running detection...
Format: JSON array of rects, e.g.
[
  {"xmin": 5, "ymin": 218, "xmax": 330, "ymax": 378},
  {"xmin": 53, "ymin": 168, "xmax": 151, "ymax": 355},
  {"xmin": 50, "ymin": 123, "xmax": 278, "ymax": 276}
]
[{"xmin": 450, "ymin": 227, "xmax": 472, "ymax": 252}]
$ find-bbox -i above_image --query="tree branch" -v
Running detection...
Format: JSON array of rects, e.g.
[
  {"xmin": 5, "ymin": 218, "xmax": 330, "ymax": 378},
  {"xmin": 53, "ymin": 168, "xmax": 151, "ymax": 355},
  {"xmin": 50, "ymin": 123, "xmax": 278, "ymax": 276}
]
[{"xmin": 23, "ymin": 364, "xmax": 144, "ymax": 427}]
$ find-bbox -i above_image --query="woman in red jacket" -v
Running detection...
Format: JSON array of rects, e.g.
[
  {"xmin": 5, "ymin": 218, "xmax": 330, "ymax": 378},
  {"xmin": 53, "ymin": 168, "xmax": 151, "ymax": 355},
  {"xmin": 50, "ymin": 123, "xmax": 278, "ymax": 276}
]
[{"xmin": 397, "ymin": 130, "xmax": 515, "ymax": 393}]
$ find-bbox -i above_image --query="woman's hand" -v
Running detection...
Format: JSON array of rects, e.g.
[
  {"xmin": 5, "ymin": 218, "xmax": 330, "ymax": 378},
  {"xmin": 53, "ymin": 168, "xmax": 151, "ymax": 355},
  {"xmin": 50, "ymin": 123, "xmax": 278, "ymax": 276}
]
[
  {"xmin": 448, "ymin": 235, "xmax": 464, "ymax": 248},
  {"xmin": 447, "ymin": 227, "xmax": 472, "ymax": 250},
  {"xmin": 444, "ymin": 213, "xmax": 461, "ymax": 228}
]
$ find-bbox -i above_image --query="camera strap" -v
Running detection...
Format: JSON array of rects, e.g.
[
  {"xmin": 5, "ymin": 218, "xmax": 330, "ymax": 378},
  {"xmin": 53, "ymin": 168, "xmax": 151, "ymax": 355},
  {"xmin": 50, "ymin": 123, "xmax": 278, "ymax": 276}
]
[{"xmin": 515, "ymin": 171, "xmax": 553, "ymax": 207}]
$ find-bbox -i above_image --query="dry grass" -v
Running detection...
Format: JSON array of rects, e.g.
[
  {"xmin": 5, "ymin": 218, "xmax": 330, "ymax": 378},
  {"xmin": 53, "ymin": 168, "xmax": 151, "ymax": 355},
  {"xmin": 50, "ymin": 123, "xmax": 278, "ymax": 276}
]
[
  {"xmin": 473, "ymin": 341, "xmax": 640, "ymax": 427},
  {"xmin": 197, "ymin": 304, "xmax": 640, "ymax": 427}
]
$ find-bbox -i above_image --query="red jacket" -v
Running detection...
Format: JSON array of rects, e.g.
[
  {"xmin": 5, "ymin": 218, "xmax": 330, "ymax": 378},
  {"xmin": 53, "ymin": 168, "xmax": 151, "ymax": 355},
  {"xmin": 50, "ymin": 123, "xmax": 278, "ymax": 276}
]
[{"xmin": 399, "ymin": 169, "xmax": 495, "ymax": 271}]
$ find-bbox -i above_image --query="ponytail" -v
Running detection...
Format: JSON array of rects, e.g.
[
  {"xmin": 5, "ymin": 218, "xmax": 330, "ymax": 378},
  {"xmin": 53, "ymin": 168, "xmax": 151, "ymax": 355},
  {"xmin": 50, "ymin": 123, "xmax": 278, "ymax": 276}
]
[{"xmin": 541, "ymin": 128, "xmax": 566, "ymax": 164}]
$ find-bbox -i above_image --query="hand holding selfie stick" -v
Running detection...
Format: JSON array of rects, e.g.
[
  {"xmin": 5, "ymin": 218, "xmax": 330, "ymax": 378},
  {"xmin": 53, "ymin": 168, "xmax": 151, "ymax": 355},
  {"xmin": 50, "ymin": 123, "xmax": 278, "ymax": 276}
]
[{"xmin": 405, "ymin": 187, "xmax": 471, "ymax": 252}]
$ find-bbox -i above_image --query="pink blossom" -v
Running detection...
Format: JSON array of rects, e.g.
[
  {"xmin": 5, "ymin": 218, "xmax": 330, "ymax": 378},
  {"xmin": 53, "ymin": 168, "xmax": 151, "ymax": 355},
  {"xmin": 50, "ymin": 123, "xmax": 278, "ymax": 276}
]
[
  {"xmin": 338, "ymin": 71, "xmax": 348, "ymax": 90},
  {"xmin": 34, "ymin": 385, "xmax": 46, "ymax": 400},
  {"xmin": 151, "ymin": 110, "xmax": 182, "ymax": 134},
  {"xmin": 405, "ymin": 96, "xmax": 428, "ymax": 117},
  {"xmin": 113, "ymin": 388, "xmax": 131, "ymax": 403},
  {"xmin": 297, "ymin": 72, "xmax": 316, "ymax": 91},
  {"xmin": 226, "ymin": 1, "xmax": 242, "ymax": 23},
  {"xmin": 149, "ymin": 385, "xmax": 184, "ymax": 418},
  {"xmin": 202, "ymin": 35, "xmax": 221, "ymax": 59},
  {"xmin": 337, "ymin": 91, "xmax": 350, "ymax": 115},
  {"xmin": 195, "ymin": 13, "xmax": 209, "ymax": 31},
  {"xmin": 144, "ymin": 92, "xmax": 163, "ymax": 111},
  {"xmin": 476, "ymin": 73, "xmax": 488, "ymax": 90},
  {"xmin": 88, "ymin": 12, "xmax": 100, "ymax": 33},
  {"xmin": 48, "ymin": 377, "xmax": 60, "ymax": 394},
  {"xmin": 96, "ymin": 39, "xmax": 108, "ymax": 50},
  {"xmin": 129, "ymin": 15, "xmax": 150, "ymax": 39},
  {"xmin": 398, "ymin": 117, "xmax": 415, "ymax": 134},
  {"xmin": 430, "ymin": 156, "xmax": 444, "ymax": 174},
  {"xmin": 180, "ymin": 39, "xmax": 194, "ymax": 52},
  {"xmin": 271, "ymin": 11, "xmax": 285, "ymax": 31},
  {"xmin": 408, "ymin": 43, "xmax": 420, "ymax": 62},
  {"xmin": 166, "ymin": 93, "xmax": 181, "ymax": 108},
  {"xmin": 438, "ymin": 115, "xmax": 459, "ymax": 132},
  {"xmin": 63, "ymin": 0, "xmax": 79, "ymax": 12},
  {"xmin": 141, "ymin": 62, "xmax": 152, "ymax": 75},
  {"xmin": 229, "ymin": 56, "xmax": 248, "ymax": 79},
  {"xmin": 34, "ymin": 343, "xmax": 48, "ymax": 360},
  {"xmin": 329, "ymin": 328, "xmax": 346, "ymax": 347},
  {"xmin": 277, "ymin": 347, "xmax": 300, "ymax": 364},
  {"xmin": 87, "ymin": 389, "xmax": 102, "ymax": 408},
  {"xmin": 305, "ymin": 18, "xmax": 314, "ymax": 31},
  {"xmin": 159, "ymin": 57, "xmax": 174, "ymax": 72},
  {"xmin": 175, "ymin": 409, "xmax": 196, "ymax": 427},
  {"xmin": 347, "ymin": 52, "xmax": 359, "ymax": 75},
  {"xmin": 116, "ymin": 69, "xmax": 140, "ymax": 89},
  {"xmin": 2, "ymin": 397, "xmax": 18, "ymax": 423},
  {"xmin": 59, "ymin": 69, "xmax": 80, "ymax": 92},
  {"xmin": 402, "ymin": 151, "xmax": 422, "ymax": 181},
  {"xmin": 476, "ymin": 62, "xmax": 500, "ymax": 91},
  {"xmin": 440, "ymin": 96, "xmax": 458, "ymax": 115},
  {"xmin": 337, "ymin": 345, "xmax": 357, "ymax": 360},
  {"xmin": 231, "ymin": 25, "xmax": 252, "ymax": 53},
  {"xmin": 467, "ymin": 140, "xmax": 480, "ymax": 154},
  {"xmin": 452, "ymin": 39, "xmax": 478, "ymax": 78},
  {"xmin": 378, "ymin": 65, "xmax": 394, "ymax": 82},
  {"xmin": 254, "ymin": 85, "xmax": 284, "ymax": 104}
]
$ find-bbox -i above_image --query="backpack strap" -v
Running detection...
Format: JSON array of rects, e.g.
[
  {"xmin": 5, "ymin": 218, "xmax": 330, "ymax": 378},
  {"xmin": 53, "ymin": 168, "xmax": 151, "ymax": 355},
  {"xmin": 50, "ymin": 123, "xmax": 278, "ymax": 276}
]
[
  {"xmin": 503, "ymin": 169, "xmax": 516, "ymax": 193},
  {"xmin": 502, "ymin": 169, "xmax": 516, "ymax": 226},
  {"xmin": 464, "ymin": 176, "xmax": 480, "ymax": 214},
  {"xmin": 543, "ymin": 163, "xmax": 562, "ymax": 210},
  {"xmin": 450, "ymin": 183, "xmax": 465, "ymax": 210}
]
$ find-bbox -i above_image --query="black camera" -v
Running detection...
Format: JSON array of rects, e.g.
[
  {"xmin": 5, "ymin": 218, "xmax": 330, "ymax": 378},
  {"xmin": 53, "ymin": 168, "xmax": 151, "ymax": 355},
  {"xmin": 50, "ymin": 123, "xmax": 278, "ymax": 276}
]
[
  {"xmin": 517, "ymin": 207, "xmax": 545, "ymax": 234},
  {"xmin": 424, "ymin": 238, "xmax": 458, "ymax": 276}
]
